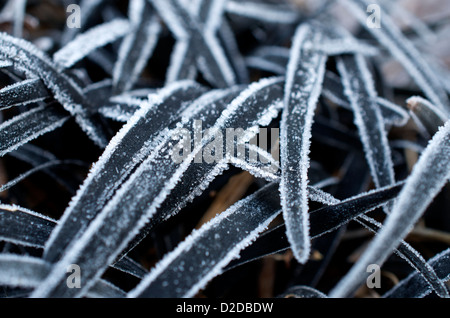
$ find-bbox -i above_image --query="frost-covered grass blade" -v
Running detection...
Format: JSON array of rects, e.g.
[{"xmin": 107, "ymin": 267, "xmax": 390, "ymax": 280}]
[
  {"xmin": 356, "ymin": 215, "xmax": 449, "ymax": 298},
  {"xmin": 112, "ymin": 0, "xmax": 161, "ymax": 95},
  {"xmin": 53, "ymin": 19, "xmax": 132, "ymax": 70},
  {"xmin": 0, "ymin": 33, "xmax": 110, "ymax": 147},
  {"xmin": 280, "ymin": 23, "xmax": 327, "ymax": 263},
  {"xmin": 225, "ymin": 181, "xmax": 404, "ymax": 271},
  {"xmin": 43, "ymin": 81, "xmax": 206, "ymax": 263},
  {"xmin": 32, "ymin": 77, "xmax": 284, "ymax": 297},
  {"xmin": 0, "ymin": 204, "xmax": 147, "ymax": 280},
  {"xmin": 336, "ymin": 54, "xmax": 395, "ymax": 189},
  {"xmin": 150, "ymin": 0, "xmax": 237, "ymax": 88},
  {"xmin": 0, "ymin": 254, "xmax": 125, "ymax": 297},
  {"xmin": 0, "ymin": 103, "xmax": 69, "ymax": 157},
  {"xmin": 128, "ymin": 182, "xmax": 281, "ymax": 298},
  {"xmin": 329, "ymin": 120, "xmax": 450, "ymax": 297},
  {"xmin": 340, "ymin": 0, "xmax": 450, "ymax": 111},
  {"xmin": 407, "ymin": 96, "xmax": 449, "ymax": 136},
  {"xmin": 0, "ymin": 78, "xmax": 49, "ymax": 110},
  {"xmin": 384, "ymin": 248, "xmax": 450, "ymax": 298}
]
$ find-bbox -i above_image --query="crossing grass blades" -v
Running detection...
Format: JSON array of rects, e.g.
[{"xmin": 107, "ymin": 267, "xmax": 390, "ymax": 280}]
[{"xmin": 0, "ymin": 0, "xmax": 449, "ymax": 298}]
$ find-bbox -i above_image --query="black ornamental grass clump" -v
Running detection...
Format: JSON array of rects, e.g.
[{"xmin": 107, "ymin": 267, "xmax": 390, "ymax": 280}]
[{"xmin": 0, "ymin": 0, "xmax": 449, "ymax": 298}]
